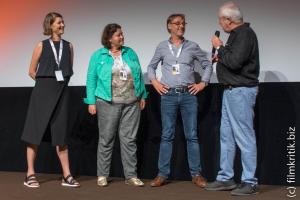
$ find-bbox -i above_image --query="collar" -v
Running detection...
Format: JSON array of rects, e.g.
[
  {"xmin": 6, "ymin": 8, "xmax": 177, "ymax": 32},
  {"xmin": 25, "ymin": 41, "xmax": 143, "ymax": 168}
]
[
  {"xmin": 99, "ymin": 46, "xmax": 128, "ymax": 55},
  {"xmin": 231, "ymin": 22, "xmax": 250, "ymax": 33},
  {"xmin": 168, "ymin": 37, "xmax": 186, "ymax": 45}
]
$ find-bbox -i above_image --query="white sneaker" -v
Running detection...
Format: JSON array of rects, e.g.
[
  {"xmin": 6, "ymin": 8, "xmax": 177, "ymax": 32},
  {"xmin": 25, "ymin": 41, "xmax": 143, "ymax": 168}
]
[
  {"xmin": 125, "ymin": 177, "xmax": 144, "ymax": 187},
  {"xmin": 97, "ymin": 176, "xmax": 108, "ymax": 187}
]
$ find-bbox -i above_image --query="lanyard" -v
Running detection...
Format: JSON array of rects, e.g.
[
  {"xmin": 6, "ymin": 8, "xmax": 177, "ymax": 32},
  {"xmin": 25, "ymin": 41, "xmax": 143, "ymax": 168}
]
[
  {"xmin": 109, "ymin": 51, "xmax": 124, "ymax": 68},
  {"xmin": 168, "ymin": 41, "xmax": 183, "ymax": 62},
  {"xmin": 49, "ymin": 39, "xmax": 63, "ymax": 69}
]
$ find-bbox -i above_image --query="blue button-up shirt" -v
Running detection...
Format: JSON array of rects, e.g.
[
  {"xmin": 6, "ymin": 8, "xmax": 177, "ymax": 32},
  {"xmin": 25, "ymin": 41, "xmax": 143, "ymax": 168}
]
[{"xmin": 147, "ymin": 39, "xmax": 212, "ymax": 87}]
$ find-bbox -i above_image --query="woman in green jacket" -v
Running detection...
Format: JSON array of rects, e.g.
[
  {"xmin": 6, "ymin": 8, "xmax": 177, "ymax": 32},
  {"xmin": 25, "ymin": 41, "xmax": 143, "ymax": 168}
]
[{"xmin": 85, "ymin": 23, "xmax": 147, "ymax": 187}]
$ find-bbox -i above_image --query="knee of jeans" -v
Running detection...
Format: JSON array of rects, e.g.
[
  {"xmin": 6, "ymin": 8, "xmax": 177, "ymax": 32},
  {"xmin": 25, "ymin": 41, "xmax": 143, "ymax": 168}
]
[
  {"xmin": 222, "ymin": 143, "xmax": 236, "ymax": 151},
  {"xmin": 184, "ymin": 133, "xmax": 198, "ymax": 143},
  {"xmin": 237, "ymin": 141, "xmax": 257, "ymax": 153},
  {"xmin": 161, "ymin": 134, "xmax": 175, "ymax": 142}
]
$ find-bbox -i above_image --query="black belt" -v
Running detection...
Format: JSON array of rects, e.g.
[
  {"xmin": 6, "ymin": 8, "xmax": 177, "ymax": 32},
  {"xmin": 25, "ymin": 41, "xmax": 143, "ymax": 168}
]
[{"xmin": 169, "ymin": 86, "xmax": 189, "ymax": 93}]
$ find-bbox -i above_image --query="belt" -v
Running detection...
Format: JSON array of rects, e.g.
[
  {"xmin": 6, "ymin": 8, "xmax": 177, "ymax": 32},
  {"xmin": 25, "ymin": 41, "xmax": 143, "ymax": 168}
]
[
  {"xmin": 169, "ymin": 86, "xmax": 189, "ymax": 93},
  {"xmin": 223, "ymin": 84, "xmax": 257, "ymax": 90},
  {"xmin": 223, "ymin": 85, "xmax": 237, "ymax": 90}
]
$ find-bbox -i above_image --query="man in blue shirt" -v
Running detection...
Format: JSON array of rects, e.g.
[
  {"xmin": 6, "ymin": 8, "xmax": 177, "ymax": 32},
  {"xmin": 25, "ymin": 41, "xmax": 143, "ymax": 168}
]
[{"xmin": 147, "ymin": 13, "xmax": 212, "ymax": 187}]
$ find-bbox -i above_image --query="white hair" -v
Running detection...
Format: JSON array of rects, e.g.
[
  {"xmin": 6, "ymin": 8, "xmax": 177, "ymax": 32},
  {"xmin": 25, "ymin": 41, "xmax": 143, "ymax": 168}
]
[{"xmin": 219, "ymin": 1, "xmax": 243, "ymax": 23}]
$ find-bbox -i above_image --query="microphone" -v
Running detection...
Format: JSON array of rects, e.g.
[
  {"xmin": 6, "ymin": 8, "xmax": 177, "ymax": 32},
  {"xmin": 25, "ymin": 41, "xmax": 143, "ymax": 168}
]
[{"xmin": 212, "ymin": 30, "xmax": 220, "ymax": 58}]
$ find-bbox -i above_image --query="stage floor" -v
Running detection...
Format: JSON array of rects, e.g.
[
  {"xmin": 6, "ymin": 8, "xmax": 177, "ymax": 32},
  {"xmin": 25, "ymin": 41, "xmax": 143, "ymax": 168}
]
[{"xmin": 0, "ymin": 171, "xmax": 294, "ymax": 200}]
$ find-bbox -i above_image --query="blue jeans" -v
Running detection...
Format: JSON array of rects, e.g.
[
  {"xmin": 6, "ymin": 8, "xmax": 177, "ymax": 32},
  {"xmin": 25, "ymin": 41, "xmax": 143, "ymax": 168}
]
[
  {"xmin": 216, "ymin": 87, "xmax": 258, "ymax": 185},
  {"xmin": 158, "ymin": 90, "xmax": 201, "ymax": 178}
]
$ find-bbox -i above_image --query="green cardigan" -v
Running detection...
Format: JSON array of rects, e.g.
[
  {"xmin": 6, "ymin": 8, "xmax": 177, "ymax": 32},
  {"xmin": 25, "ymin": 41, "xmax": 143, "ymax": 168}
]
[{"xmin": 84, "ymin": 46, "xmax": 148, "ymax": 104}]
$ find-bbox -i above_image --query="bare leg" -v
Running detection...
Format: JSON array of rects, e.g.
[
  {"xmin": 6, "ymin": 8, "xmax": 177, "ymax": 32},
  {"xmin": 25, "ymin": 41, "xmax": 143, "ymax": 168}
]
[
  {"xmin": 25, "ymin": 144, "xmax": 40, "ymax": 187},
  {"xmin": 56, "ymin": 145, "xmax": 71, "ymax": 177},
  {"xmin": 56, "ymin": 145, "xmax": 80, "ymax": 187},
  {"xmin": 26, "ymin": 144, "xmax": 38, "ymax": 176}
]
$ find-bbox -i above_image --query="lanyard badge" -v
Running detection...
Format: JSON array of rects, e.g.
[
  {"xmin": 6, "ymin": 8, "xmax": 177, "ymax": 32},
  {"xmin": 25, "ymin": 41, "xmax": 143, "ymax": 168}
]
[
  {"xmin": 119, "ymin": 69, "xmax": 128, "ymax": 80},
  {"xmin": 117, "ymin": 56, "xmax": 128, "ymax": 80},
  {"xmin": 172, "ymin": 63, "xmax": 180, "ymax": 75},
  {"xmin": 168, "ymin": 42, "xmax": 183, "ymax": 75},
  {"xmin": 109, "ymin": 51, "xmax": 128, "ymax": 81},
  {"xmin": 49, "ymin": 39, "xmax": 64, "ymax": 81}
]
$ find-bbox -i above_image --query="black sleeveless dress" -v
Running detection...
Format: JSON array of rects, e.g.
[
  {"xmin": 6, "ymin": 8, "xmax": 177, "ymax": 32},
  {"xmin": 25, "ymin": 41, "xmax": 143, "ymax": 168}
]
[{"xmin": 21, "ymin": 39, "xmax": 73, "ymax": 146}]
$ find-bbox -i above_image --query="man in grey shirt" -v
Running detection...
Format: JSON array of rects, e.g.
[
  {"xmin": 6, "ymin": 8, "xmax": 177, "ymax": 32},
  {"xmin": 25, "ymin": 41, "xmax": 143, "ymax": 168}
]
[{"xmin": 148, "ymin": 13, "xmax": 212, "ymax": 187}]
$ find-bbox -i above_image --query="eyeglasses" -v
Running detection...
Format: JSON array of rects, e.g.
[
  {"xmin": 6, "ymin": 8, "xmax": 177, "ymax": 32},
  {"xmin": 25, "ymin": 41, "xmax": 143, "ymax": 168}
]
[{"xmin": 170, "ymin": 22, "xmax": 187, "ymax": 26}]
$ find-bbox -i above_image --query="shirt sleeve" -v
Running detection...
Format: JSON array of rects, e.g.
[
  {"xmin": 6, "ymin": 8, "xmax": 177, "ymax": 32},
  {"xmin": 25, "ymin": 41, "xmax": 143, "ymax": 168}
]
[
  {"xmin": 194, "ymin": 44, "xmax": 212, "ymax": 83},
  {"xmin": 147, "ymin": 43, "xmax": 163, "ymax": 81}
]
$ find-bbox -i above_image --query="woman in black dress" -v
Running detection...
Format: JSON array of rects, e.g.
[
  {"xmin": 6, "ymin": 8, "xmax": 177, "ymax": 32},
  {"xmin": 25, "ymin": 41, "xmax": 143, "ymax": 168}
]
[{"xmin": 21, "ymin": 12, "xmax": 80, "ymax": 188}]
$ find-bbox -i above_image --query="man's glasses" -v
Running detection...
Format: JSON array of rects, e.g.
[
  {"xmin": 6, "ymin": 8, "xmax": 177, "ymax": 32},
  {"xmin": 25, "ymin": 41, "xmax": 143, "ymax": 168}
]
[{"xmin": 170, "ymin": 22, "xmax": 187, "ymax": 26}]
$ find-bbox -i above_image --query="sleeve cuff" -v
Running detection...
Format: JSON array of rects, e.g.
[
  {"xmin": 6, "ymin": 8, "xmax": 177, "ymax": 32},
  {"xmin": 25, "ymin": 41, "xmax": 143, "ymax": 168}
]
[
  {"xmin": 142, "ymin": 91, "xmax": 148, "ymax": 99},
  {"xmin": 147, "ymin": 72, "xmax": 156, "ymax": 81},
  {"xmin": 83, "ymin": 98, "xmax": 96, "ymax": 105},
  {"xmin": 217, "ymin": 45, "xmax": 225, "ymax": 55}
]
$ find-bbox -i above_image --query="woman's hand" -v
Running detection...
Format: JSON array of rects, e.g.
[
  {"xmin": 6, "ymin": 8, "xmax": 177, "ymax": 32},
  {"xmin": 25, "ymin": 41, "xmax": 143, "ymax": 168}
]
[
  {"xmin": 139, "ymin": 99, "xmax": 146, "ymax": 110},
  {"xmin": 29, "ymin": 71, "xmax": 36, "ymax": 80},
  {"xmin": 88, "ymin": 104, "xmax": 97, "ymax": 115}
]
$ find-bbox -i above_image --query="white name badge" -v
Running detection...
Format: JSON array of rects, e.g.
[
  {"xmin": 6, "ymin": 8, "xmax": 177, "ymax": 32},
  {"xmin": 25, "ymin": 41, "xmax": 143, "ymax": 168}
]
[
  {"xmin": 119, "ymin": 69, "xmax": 128, "ymax": 80},
  {"xmin": 55, "ymin": 70, "xmax": 64, "ymax": 81},
  {"xmin": 172, "ymin": 63, "xmax": 180, "ymax": 75}
]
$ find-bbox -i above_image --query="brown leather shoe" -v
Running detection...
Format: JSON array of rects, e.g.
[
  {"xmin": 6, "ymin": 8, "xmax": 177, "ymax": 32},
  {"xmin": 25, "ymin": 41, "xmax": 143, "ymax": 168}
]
[
  {"xmin": 150, "ymin": 176, "xmax": 166, "ymax": 187},
  {"xmin": 192, "ymin": 175, "xmax": 207, "ymax": 188}
]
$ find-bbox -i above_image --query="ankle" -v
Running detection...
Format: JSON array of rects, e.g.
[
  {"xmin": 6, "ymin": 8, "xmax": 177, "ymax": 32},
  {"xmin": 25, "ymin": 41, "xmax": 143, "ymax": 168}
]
[{"xmin": 27, "ymin": 171, "xmax": 35, "ymax": 176}]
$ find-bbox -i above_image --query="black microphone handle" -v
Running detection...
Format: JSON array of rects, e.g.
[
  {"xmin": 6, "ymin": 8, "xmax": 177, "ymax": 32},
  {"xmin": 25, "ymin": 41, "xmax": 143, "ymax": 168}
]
[
  {"xmin": 212, "ymin": 30, "xmax": 221, "ymax": 56},
  {"xmin": 215, "ymin": 30, "xmax": 220, "ymax": 37}
]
